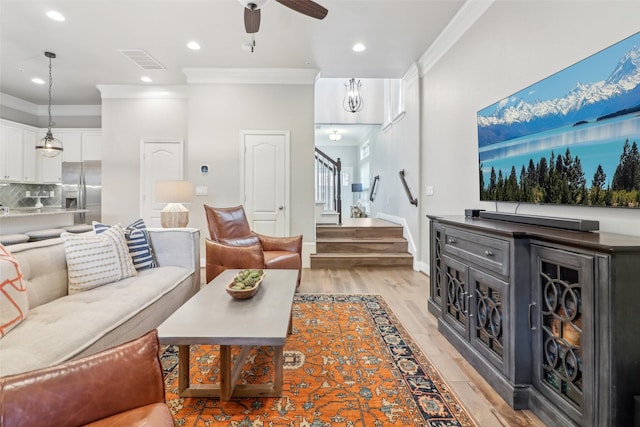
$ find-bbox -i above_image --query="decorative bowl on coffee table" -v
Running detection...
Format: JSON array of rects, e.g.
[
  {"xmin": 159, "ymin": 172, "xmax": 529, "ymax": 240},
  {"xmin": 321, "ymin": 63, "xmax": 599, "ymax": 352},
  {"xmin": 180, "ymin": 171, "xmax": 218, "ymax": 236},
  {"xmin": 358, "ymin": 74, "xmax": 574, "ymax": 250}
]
[{"xmin": 225, "ymin": 269, "xmax": 265, "ymax": 299}]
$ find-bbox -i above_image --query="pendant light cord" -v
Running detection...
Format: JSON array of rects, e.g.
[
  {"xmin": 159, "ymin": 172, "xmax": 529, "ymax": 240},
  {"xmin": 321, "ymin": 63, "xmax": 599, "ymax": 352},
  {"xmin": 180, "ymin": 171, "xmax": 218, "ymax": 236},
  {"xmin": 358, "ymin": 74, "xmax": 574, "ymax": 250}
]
[{"xmin": 47, "ymin": 54, "xmax": 55, "ymax": 131}]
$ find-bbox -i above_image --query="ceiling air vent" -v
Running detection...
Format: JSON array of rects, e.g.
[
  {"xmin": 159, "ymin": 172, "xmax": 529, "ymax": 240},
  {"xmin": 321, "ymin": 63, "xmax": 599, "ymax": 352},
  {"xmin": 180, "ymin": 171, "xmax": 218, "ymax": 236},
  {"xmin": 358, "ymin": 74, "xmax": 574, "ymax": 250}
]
[{"xmin": 117, "ymin": 49, "xmax": 165, "ymax": 70}]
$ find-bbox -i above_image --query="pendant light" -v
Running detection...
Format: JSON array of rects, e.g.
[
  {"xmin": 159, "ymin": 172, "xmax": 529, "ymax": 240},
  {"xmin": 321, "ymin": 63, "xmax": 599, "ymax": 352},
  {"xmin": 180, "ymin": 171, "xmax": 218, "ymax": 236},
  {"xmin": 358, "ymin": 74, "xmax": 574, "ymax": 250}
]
[
  {"xmin": 343, "ymin": 78, "xmax": 363, "ymax": 113},
  {"xmin": 35, "ymin": 51, "xmax": 63, "ymax": 157}
]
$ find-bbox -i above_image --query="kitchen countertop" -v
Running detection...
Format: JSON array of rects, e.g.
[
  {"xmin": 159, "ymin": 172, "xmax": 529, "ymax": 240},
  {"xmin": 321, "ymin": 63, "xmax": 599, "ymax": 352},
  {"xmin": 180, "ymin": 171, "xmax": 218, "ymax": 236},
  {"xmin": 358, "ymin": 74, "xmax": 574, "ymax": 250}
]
[{"xmin": 0, "ymin": 208, "xmax": 88, "ymax": 218}]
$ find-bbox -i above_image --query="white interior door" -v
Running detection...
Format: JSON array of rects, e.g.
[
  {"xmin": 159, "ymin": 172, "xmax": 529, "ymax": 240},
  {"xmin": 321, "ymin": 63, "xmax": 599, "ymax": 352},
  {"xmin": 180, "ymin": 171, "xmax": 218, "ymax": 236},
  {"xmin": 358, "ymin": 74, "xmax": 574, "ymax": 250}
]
[
  {"xmin": 140, "ymin": 139, "xmax": 184, "ymax": 227},
  {"xmin": 241, "ymin": 130, "xmax": 290, "ymax": 236}
]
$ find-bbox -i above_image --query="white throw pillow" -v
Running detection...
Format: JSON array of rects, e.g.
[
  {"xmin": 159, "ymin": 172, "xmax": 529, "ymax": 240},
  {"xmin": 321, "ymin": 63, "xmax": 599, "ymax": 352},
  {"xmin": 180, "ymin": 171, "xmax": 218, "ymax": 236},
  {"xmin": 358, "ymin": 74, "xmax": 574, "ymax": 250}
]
[
  {"xmin": 0, "ymin": 243, "xmax": 29, "ymax": 338},
  {"xmin": 62, "ymin": 223, "xmax": 137, "ymax": 293}
]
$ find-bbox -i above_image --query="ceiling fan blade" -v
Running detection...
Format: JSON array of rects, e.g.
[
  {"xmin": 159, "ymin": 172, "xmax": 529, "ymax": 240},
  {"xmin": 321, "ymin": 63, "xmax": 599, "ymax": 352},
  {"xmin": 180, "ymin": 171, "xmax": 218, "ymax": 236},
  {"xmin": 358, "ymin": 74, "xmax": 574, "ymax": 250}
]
[
  {"xmin": 275, "ymin": 0, "xmax": 328, "ymax": 20},
  {"xmin": 244, "ymin": 6, "xmax": 261, "ymax": 33}
]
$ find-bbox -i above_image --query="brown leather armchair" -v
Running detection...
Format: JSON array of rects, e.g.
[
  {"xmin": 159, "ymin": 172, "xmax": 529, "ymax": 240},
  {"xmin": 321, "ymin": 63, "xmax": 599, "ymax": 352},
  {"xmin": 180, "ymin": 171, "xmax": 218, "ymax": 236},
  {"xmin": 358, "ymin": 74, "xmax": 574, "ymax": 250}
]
[
  {"xmin": 0, "ymin": 330, "xmax": 173, "ymax": 427},
  {"xmin": 204, "ymin": 204, "xmax": 302, "ymax": 288}
]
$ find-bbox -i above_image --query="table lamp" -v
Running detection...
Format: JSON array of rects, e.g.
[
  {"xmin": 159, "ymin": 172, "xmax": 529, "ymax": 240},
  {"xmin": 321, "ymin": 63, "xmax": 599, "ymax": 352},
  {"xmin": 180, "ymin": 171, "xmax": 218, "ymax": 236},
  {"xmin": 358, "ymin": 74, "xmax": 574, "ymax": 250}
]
[
  {"xmin": 155, "ymin": 180, "xmax": 194, "ymax": 227},
  {"xmin": 351, "ymin": 183, "xmax": 363, "ymax": 205}
]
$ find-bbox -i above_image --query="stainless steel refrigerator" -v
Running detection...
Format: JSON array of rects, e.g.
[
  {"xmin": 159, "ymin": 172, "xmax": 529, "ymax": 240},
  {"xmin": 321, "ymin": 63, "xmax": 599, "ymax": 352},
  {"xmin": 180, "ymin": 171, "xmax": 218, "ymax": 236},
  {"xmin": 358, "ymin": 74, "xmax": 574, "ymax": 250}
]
[{"xmin": 62, "ymin": 160, "xmax": 102, "ymax": 224}]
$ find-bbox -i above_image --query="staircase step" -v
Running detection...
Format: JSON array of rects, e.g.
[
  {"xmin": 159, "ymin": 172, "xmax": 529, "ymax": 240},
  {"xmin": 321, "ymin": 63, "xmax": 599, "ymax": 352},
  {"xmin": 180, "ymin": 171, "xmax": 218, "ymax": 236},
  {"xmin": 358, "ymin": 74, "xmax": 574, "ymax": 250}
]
[
  {"xmin": 310, "ymin": 253, "xmax": 413, "ymax": 269},
  {"xmin": 316, "ymin": 237, "xmax": 408, "ymax": 253},
  {"xmin": 316, "ymin": 225, "xmax": 404, "ymax": 239}
]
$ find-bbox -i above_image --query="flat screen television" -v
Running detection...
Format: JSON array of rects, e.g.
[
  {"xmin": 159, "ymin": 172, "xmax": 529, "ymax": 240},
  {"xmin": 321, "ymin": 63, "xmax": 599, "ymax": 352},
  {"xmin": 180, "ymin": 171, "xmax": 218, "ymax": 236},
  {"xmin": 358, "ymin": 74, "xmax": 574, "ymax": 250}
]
[{"xmin": 477, "ymin": 31, "xmax": 640, "ymax": 208}]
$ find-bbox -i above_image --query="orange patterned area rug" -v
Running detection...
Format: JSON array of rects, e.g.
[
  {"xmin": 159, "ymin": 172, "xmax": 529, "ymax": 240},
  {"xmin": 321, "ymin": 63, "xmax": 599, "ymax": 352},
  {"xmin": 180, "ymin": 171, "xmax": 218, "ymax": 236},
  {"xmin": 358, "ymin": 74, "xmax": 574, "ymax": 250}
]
[{"xmin": 161, "ymin": 294, "xmax": 477, "ymax": 426}]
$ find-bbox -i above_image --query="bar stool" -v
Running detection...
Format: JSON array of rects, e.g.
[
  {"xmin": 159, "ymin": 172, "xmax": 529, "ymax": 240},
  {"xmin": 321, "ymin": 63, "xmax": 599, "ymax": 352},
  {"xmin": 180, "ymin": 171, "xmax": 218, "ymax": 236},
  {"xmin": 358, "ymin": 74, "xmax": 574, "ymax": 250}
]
[
  {"xmin": 26, "ymin": 228, "xmax": 66, "ymax": 242},
  {"xmin": 0, "ymin": 234, "xmax": 30, "ymax": 246},
  {"xmin": 63, "ymin": 224, "xmax": 94, "ymax": 233}
]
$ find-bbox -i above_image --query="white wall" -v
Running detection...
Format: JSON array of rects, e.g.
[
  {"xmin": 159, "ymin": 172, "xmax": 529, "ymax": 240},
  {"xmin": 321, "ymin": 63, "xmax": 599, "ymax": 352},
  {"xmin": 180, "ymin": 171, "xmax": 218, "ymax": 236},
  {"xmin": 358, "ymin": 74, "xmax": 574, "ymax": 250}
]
[
  {"xmin": 371, "ymin": 65, "xmax": 421, "ymax": 262},
  {"xmin": 100, "ymin": 82, "xmax": 315, "ymax": 261},
  {"xmin": 101, "ymin": 97, "xmax": 187, "ymax": 225},
  {"xmin": 420, "ymin": 1, "xmax": 640, "ymax": 266},
  {"xmin": 187, "ymin": 83, "xmax": 315, "ymax": 259},
  {"xmin": 315, "ymin": 78, "xmax": 384, "ymax": 124}
]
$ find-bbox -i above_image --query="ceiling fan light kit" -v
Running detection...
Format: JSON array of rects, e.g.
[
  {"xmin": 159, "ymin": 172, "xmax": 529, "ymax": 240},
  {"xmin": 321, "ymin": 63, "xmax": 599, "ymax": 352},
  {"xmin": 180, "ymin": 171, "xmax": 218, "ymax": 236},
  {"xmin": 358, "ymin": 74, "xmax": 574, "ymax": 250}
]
[
  {"xmin": 35, "ymin": 51, "xmax": 64, "ymax": 158},
  {"xmin": 343, "ymin": 78, "xmax": 364, "ymax": 113},
  {"xmin": 240, "ymin": 0, "xmax": 327, "ymax": 50}
]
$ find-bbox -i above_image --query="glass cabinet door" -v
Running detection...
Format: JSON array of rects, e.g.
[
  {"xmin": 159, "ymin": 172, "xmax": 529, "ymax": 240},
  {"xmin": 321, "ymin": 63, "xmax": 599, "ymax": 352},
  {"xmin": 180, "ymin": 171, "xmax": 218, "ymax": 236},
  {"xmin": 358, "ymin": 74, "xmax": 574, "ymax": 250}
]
[
  {"xmin": 469, "ymin": 267, "xmax": 509, "ymax": 376},
  {"xmin": 530, "ymin": 244, "xmax": 594, "ymax": 425},
  {"xmin": 442, "ymin": 254, "xmax": 470, "ymax": 340}
]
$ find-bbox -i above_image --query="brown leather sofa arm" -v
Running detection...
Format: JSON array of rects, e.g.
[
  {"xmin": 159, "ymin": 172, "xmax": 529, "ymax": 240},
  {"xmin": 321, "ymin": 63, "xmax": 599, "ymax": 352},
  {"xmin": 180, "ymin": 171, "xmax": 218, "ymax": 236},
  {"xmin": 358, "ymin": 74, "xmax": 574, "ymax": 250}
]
[
  {"xmin": 0, "ymin": 330, "xmax": 172, "ymax": 427},
  {"xmin": 205, "ymin": 239, "xmax": 265, "ymax": 283},
  {"xmin": 258, "ymin": 234, "xmax": 303, "ymax": 254}
]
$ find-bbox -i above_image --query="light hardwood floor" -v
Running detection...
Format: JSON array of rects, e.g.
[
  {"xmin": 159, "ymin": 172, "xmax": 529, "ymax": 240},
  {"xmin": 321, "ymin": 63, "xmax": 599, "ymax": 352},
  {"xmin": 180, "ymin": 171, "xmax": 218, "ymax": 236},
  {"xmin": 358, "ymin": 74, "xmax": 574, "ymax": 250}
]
[
  {"xmin": 299, "ymin": 267, "xmax": 547, "ymax": 427},
  {"xmin": 201, "ymin": 266, "xmax": 546, "ymax": 426}
]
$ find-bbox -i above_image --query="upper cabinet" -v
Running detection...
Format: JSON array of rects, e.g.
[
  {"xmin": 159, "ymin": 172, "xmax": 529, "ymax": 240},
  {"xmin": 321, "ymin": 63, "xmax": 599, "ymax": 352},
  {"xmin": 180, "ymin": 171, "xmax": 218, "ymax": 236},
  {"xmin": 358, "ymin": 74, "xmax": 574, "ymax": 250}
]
[
  {"xmin": 0, "ymin": 120, "xmax": 101, "ymax": 183},
  {"xmin": 0, "ymin": 121, "xmax": 37, "ymax": 182},
  {"xmin": 61, "ymin": 130, "xmax": 102, "ymax": 162},
  {"xmin": 61, "ymin": 132, "xmax": 83, "ymax": 162},
  {"xmin": 81, "ymin": 131, "xmax": 102, "ymax": 161}
]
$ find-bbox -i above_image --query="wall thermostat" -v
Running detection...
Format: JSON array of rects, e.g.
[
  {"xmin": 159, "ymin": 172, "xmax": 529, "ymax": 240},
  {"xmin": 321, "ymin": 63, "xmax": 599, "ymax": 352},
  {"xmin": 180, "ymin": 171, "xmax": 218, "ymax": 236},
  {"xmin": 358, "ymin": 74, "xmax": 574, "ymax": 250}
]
[{"xmin": 200, "ymin": 164, "xmax": 209, "ymax": 174}]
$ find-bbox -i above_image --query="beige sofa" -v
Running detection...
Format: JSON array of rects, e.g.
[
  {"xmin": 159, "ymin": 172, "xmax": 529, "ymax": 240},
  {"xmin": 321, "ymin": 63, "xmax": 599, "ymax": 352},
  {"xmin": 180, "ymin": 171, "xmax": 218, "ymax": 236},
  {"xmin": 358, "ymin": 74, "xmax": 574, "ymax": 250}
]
[{"xmin": 0, "ymin": 228, "xmax": 200, "ymax": 377}]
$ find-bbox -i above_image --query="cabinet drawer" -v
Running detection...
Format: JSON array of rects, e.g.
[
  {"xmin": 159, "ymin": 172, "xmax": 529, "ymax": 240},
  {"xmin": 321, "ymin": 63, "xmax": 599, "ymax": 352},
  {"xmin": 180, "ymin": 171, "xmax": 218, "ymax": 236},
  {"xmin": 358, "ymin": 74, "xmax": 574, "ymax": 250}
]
[{"xmin": 443, "ymin": 227, "xmax": 510, "ymax": 277}]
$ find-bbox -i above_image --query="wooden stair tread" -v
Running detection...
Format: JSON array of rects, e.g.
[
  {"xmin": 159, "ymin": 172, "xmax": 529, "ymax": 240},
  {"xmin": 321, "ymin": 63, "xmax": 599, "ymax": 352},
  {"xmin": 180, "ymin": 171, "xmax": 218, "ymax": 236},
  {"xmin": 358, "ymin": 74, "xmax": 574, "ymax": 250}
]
[
  {"xmin": 312, "ymin": 218, "xmax": 413, "ymax": 268},
  {"xmin": 316, "ymin": 237, "xmax": 406, "ymax": 243},
  {"xmin": 310, "ymin": 253, "xmax": 412, "ymax": 258}
]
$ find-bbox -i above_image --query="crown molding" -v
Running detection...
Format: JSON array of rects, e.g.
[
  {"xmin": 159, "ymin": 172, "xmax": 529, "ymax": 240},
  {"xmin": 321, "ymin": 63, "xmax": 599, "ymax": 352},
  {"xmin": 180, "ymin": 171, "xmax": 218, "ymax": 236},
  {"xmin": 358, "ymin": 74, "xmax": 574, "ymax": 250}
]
[
  {"xmin": 418, "ymin": 0, "xmax": 495, "ymax": 76},
  {"xmin": 182, "ymin": 68, "xmax": 319, "ymax": 85},
  {"xmin": 0, "ymin": 92, "xmax": 101, "ymax": 116},
  {"xmin": 0, "ymin": 92, "xmax": 38, "ymax": 115},
  {"xmin": 96, "ymin": 85, "xmax": 188, "ymax": 99}
]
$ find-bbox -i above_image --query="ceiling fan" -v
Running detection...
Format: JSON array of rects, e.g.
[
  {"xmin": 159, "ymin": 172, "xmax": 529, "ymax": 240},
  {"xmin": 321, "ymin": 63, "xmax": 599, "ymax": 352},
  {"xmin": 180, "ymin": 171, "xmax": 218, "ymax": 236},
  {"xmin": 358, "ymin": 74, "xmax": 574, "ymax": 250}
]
[{"xmin": 240, "ymin": 0, "xmax": 328, "ymax": 34}]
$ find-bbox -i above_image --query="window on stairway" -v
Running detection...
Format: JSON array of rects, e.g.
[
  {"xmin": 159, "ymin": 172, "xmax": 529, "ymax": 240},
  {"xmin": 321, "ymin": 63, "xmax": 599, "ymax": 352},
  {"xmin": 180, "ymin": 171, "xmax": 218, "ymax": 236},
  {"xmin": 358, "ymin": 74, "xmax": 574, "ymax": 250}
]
[{"xmin": 358, "ymin": 139, "xmax": 371, "ymax": 214}]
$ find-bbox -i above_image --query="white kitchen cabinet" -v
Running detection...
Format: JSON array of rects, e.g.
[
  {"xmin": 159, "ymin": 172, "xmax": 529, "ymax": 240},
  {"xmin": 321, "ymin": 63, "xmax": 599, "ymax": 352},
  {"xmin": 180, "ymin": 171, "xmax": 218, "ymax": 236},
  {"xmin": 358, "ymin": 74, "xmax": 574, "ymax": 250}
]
[
  {"xmin": 81, "ymin": 132, "xmax": 102, "ymax": 160},
  {"xmin": 1, "ymin": 125, "xmax": 24, "ymax": 180},
  {"xmin": 57, "ymin": 129, "xmax": 101, "ymax": 161},
  {"xmin": 36, "ymin": 129, "xmax": 62, "ymax": 183},
  {"xmin": 0, "ymin": 122, "xmax": 37, "ymax": 182},
  {"xmin": 61, "ymin": 132, "xmax": 83, "ymax": 162},
  {"xmin": 22, "ymin": 130, "xmax": 36, "ymax": 182},
  {"xmin": 0, "ymin": 121, "xmax": 100, "ymax": 183}
]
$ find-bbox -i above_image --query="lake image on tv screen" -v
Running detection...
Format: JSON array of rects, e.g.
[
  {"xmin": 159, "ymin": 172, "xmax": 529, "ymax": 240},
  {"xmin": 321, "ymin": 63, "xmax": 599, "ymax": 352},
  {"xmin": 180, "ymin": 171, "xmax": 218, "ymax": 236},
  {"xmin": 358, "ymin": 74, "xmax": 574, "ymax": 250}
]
[{"xmin": 477, "ymin": 32, "xmax": 640, "ymax": 208}]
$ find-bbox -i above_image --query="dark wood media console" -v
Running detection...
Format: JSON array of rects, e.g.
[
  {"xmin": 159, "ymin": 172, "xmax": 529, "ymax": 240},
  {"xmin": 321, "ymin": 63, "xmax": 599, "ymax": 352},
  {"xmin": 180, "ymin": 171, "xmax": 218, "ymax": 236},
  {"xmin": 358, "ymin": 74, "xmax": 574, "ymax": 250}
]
[{"xmin": 427, "ymin": 215, "xmax": 640, "ymax": 427}]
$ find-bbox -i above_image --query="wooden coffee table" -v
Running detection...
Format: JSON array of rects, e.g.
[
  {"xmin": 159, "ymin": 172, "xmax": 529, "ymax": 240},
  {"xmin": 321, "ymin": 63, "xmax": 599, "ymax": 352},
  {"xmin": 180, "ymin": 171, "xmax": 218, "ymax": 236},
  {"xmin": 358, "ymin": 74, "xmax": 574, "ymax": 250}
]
[{"xmin": 157, "ymin": 269, "xmax": 298, "ymax": 401}]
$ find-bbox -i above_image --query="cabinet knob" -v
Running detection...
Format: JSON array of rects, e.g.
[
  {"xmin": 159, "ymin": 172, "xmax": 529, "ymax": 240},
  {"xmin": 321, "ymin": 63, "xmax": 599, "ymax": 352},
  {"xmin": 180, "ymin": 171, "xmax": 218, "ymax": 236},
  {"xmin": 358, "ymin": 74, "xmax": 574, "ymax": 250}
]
[
  {"xmin": 484, "ymin": 250, "xmax": 494, "ymax": 257},
  {"xmin": 448, "ymin": 238, "xmax": 456, "ymax": 244}
]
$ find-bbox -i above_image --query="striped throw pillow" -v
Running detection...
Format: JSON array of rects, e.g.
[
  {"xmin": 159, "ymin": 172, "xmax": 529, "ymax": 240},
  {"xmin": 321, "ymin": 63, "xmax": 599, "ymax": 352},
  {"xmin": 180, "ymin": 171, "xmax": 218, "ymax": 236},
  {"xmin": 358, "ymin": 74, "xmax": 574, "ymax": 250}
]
[
  {"xmin": 62, "ymin": 223, "xmax": 137, "ymax": 293},
  {"xmin": 93, "ymin": 219, "xmax": 157, "ymax": 271}
]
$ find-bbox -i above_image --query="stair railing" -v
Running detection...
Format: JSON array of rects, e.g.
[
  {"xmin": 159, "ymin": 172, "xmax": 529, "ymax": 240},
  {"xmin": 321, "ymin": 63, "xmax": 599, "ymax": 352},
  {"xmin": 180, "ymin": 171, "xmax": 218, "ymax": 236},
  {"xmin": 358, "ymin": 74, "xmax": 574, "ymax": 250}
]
[
  {"xmin": 399, "ymin": 169, "xmax": 418, "ymax": 206},
  {"xmin": 314, "ymin": 148, "xmax": 342, "ymax": 224}
]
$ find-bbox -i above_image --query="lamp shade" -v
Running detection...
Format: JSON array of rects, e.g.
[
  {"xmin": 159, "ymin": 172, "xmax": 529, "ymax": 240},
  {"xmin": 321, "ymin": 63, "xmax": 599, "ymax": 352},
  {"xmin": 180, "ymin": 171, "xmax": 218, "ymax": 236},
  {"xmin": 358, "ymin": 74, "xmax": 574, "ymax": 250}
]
[
  {"xmin": 155, "ymin": 180, "xmax": 194, "ymax": 204},
  {"xmin": 351, "ymin": 183, "xmax": 363, "ymax": 192},
  {"xmin": 155, "ymin": 181, "xmax": 194, "ymax": 228}
]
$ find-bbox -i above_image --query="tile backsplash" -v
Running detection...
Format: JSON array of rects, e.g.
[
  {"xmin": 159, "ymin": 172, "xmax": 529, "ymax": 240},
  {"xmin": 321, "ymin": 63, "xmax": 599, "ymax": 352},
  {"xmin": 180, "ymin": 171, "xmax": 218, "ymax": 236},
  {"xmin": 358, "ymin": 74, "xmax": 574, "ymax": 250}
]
[{"xmin": 0, "ymin": 182, "xmax": 62, "ymax": 208}]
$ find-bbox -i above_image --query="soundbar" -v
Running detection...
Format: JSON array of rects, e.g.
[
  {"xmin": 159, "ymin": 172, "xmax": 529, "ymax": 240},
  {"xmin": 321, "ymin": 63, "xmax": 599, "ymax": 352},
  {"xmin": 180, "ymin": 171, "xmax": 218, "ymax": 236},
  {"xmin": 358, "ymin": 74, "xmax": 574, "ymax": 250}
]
[{"xmin": 478, "ymin": 211, "xmax": 599, "ymax": 232}]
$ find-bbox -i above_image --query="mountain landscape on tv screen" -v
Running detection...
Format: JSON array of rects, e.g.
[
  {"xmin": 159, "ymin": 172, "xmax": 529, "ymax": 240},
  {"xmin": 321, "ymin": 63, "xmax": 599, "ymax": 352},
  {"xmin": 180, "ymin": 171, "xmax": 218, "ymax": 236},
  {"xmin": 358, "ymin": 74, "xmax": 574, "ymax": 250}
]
[
  {"xmin": 478, "ymin": 33, "xmax": 640, "ymax": 208},
  {"xmin": 478, "ymin": 45, "xmax": 640, "ymax": 146}
]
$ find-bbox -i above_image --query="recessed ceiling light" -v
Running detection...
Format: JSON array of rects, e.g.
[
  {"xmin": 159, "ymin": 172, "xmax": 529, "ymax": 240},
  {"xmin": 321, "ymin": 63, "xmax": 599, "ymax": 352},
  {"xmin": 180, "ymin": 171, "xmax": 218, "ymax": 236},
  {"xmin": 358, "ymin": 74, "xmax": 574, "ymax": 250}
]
[
  {"xmin": 353, "ymin": 43, "xmax": 366, "ymax": 52},
  {"xmin": 46, "ymin": 10, "xmax": 65, "ymax": 21},
  {"xmin": 32, "ymin": 78, "xmax": 45, "ymax": 85},
  {"xmin": 140, "ymin": 76, "xmax": 152, "ymax": 83},
  {"xmin": 187, "ymin": 41, "xmax": 201, "ymax": 50}
]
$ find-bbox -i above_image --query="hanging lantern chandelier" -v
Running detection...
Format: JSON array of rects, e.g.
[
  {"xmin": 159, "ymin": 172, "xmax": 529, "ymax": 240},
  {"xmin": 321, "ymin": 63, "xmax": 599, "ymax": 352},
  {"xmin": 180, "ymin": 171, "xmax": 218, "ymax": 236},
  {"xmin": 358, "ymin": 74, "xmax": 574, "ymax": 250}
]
[
  {"xmin": 343, "ymin": 78, "xmax": 363, "ymax": 113},
  {"xmin": 35, "ymin": 51, "xmax": 63, "ymax": 157}
]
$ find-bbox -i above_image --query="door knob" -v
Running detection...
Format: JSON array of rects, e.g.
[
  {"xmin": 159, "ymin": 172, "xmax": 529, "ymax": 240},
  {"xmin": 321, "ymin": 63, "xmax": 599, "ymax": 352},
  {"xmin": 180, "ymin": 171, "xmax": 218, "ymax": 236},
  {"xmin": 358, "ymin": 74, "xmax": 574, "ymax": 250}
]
[{"xmin": 278, "ymin": 206, "xmax": 284, "ymax": 210}]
